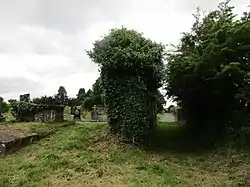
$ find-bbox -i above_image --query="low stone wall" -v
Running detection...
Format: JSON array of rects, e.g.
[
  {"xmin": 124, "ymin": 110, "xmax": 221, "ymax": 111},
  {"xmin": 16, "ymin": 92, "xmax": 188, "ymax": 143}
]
[{"xmin": 34, "ymin": 108, "xmax": 64, "ymax": 122}]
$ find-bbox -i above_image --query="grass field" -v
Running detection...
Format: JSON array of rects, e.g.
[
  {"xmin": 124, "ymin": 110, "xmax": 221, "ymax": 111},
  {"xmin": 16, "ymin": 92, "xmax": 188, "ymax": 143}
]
[{"xmin": 1, "ymin": 121, "xmax": 250, "ymax": 187}]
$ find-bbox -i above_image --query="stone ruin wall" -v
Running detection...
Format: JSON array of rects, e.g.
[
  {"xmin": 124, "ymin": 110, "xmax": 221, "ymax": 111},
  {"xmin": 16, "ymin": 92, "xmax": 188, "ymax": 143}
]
[{"xmin": 34, "ymin": 109, "xmax": 63, "ymax": 122}]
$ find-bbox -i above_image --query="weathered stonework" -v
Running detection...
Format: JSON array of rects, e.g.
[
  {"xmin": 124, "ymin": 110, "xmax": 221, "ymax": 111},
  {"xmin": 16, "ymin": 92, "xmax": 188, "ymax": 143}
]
[
  {"xmin": 34, "ymin": 108, "xmax": 64, "ymax": 122},
  {"xmin": 21, "ymin": 104, "xmax": 65, "ymax": 123}
]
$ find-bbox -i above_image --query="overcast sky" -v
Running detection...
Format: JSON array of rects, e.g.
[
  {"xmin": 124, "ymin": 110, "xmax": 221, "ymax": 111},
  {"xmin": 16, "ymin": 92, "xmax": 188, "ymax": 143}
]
[{"xmin": 0, "ymin": 0, "xmax": 249, "ymax": 106}]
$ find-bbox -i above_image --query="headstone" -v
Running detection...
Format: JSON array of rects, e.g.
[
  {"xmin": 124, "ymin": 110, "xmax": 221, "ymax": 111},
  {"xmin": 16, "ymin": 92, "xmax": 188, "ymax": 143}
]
[
  {"xmin": 91, "ymin": 105, "xmax": 99, "ymax": 121},
  {"xmin": 73, "ymin": 109, "xmax": 81, "ymax": 120}
]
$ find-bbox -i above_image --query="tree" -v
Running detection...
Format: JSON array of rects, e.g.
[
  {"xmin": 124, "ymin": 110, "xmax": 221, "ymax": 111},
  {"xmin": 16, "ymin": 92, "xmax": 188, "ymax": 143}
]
[
  {"xmin": 76, "ymin": 88, "xmax": 86, "ymax": 102},
  {"xmin": 8, "ymin": 99, "xmax": 17, "ymax": 104},
  {"xmin": 19, "ymin": 94, "xmax": 30, "ymax": 102},
  {"xmin": 68, "ymin": 97, "xmax": 80, "ymax": 106},
  {"xmin": 87, "ymin": 27, "xmax": 165, "ymax": 144},
  {"xmin": 55, "ymin": 86, "xmax": 68, "ymax": 105},
  {"xmin": 0, "ymin": 97, "xmax": 8, "ymax": 115},
  {"xmin": 33, "ymin": 96, "xmax": 56, "ymax": 105},
  {"xmin": 156, "ymin": 90, "xmax": 166, "ymax": 113},
  {"xmin": 82, "ymin": 77, "xmax": 104, "ymax": 110},
  {"xmin": 165, "ymin": 1, "xmax": 250, "ymax": 134}
]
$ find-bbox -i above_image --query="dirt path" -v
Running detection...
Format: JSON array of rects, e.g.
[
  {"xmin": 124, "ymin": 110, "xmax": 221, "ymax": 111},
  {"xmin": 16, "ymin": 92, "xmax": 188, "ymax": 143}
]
[{"xmin": 160, "ymin": 113, "xmax": 176, "ymax": 122}]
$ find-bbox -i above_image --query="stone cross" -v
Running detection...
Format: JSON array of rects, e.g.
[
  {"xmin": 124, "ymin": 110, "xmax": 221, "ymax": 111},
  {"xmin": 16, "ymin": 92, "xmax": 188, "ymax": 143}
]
[{"xmin": 91, "ymin": 105, "xmax": 99, "ymax": 121}]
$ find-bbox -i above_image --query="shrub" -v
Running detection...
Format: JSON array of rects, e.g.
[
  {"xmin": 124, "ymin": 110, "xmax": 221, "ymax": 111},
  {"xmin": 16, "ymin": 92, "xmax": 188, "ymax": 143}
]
[{"xmin": 87, "ymin": 28, "xmax": 165, "ymax": 144}]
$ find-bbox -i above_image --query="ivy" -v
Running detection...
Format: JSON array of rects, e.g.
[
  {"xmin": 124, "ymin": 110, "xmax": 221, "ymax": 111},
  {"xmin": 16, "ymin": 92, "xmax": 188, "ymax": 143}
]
[
  {"xmin": 87, "ymin": 28, "xmax": 165, "ymax": 144},
  {"xmin": 10, "ymin": 101, "xmax": 64, "ymax": 122}
]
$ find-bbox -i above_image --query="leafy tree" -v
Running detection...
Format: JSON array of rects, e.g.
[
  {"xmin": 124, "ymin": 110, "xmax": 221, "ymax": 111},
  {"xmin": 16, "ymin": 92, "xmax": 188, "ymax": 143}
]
[
  {"xmin": 83, "ymin": 77, "xmax": 104, "ymax": 110},
  {"xmin": 19, "ymin": 94, "xmax": 30, "ymax": 102},
  {"xmin": 33, "ymin": 96, "xmax": 56, "ymax": 105},
  {"xmin": 68, "ymin": 97, "xmax": 80, "ymax": 106},
  {"xmin": 8, "ymin": 99, "xmax": 17, "ymax": 104},
  {"xmin": 76, "ymin": 88, "xmax": 86, "ymax": 102},
  {"xmin": 55, "ymin": 86, "xmax": 68, "ymax": 105},
  {"xmin": 156, "ymin": 90, "xmax": 166, "ymax": 113},
  {"xmin": 85, "ymin": 89, "xmax": 92, "ymax": 97},
  {"xmin": 0, "ymin": 97, "xmax": 8, "ymax": 115},
  {"xmin": 165, "ymin": 1, "xmax": 250, "ymax": 134},
  {"xmin": 87, "ymin": 27, "xmax": 165, "ymax": 144}
]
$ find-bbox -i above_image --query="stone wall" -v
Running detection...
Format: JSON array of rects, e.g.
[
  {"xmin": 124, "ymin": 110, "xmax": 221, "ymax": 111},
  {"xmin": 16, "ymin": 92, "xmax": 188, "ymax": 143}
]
[{"xmin": 34, "ymin": 107, "xmax": 64, "ymax": 122}]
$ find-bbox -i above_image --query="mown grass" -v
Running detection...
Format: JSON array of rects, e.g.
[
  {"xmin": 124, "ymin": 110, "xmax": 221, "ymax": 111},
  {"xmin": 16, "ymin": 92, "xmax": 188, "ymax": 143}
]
[{"xmin": 1, "ymin": 122, "xmax": 250, "ymax": 186}]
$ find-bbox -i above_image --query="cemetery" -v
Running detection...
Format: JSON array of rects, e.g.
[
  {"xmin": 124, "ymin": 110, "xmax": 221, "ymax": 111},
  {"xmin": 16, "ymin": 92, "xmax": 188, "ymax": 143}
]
[{"xmin": 0, "ymin": 3, "xmax": 250, "ymax": 186}]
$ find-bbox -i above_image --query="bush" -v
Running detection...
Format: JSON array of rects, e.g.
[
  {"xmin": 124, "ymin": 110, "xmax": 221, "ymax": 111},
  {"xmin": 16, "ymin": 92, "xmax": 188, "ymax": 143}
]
[{"xmin": 87, "ymin": 28, "xmax": 165, "ymax": 144}]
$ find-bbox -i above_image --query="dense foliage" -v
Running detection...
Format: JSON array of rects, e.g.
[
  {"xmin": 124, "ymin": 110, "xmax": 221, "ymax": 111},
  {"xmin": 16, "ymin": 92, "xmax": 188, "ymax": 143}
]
[
  {"xmin": 19, "ymin": 94, "xmax": 31, "ymax": 102},
  {"xmin": 32, "ymin": 86, "xmax": 69, "ymax": 106},
  {"xmin": 0, "ymin": 97, "xmax": 8, "ymax": 115},
  {"xmin": 165, "ymin": 1, "xmax": 250, "ymax": 134},
  {"xmin": 87, "ymin": 28, "xmax": 165, "ymax": 144},
  {"xmin": 33, "ymin": 96, "xmax": 56, "ymax": 105},
  {"xmin": 76, "ymin": 88, "xmax": 86, "ymax": 102},
  {"xmin": 10, "ymin": 101, "xmax": 64, "ymax": 122},
  {"xmin": 83, "ymin": 77, "xmax": 104, "ymax": 110},
  {"xmin": 55, "ymin": 86, "xmax": 68, "ymax": 105},
  {"xmin": 156, "ymin": 90, "xmax": 166, "ymax": 113},
  {"xmin": 10, "ymin": 87, "xmax": 68, "ymax": 122}
]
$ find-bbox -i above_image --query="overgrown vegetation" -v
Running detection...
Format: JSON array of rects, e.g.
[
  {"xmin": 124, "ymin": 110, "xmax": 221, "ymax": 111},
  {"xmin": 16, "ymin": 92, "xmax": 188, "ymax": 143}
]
[
  {"xmin": 87, "ymin": 28, "xmax": 165, "ymax": 144},
  {"xmin": 0, "ymin": 97, "xmax": 8, "ymax": 119},
  {"xmin": 165, "ymin": 1, "xmax": 250, "ymax": 136},
  {"xmin": 9, "ymin": 101, "xmax": 64, "ymax": 122},
  {"xmin": 1, "ymin": 122, "xmax": 250, "ymax": 187},
  {"xmin": 1, "ymin": 1, "xmax": 250, "ymax": 186}
]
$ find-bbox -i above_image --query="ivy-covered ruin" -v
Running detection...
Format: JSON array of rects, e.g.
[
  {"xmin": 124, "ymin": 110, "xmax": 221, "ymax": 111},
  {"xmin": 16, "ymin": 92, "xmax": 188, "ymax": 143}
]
[{"xmin": 10, "ymin": 102, "xmax": 64, "ymax": 122}]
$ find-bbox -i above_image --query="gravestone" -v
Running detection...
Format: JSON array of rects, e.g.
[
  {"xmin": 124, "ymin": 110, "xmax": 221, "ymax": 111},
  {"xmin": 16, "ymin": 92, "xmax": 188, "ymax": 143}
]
[
  {"xmin": 73, "ymin": 109, "xmax": 81, "ymax": 120},
  {"xmin": 91, "ymin": 105, "xmax": 99, "ymax": 121}
]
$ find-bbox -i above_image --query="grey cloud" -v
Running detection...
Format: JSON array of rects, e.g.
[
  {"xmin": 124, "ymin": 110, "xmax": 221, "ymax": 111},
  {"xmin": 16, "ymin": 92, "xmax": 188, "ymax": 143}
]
[
  {"xmin": 26, "ymin": 56, "xmax": 98, "ymax": 78},
  {"xmin": 36, "ymin": 0, "xmax": 134, "ymax": 32},
  {"xmin": 0, "ymin": 77, "xmax": 43, "ymax": 95},
  {"xmin": 0, "ymin": 0, "xmax": 134, "ymax": 33},
  {"xmin": 177, "ymin": 0, "xmax": 250, "ymax": 13},
  {"xmin": 177, "ymin": 0, "xmax": 219, "ymax": 12}
]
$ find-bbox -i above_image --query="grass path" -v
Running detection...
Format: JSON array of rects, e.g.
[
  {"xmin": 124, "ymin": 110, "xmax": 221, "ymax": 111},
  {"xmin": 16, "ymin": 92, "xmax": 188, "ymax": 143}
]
[{"xmin": 1, "ymin": 122, "xmax": 250, "ymax": 186}]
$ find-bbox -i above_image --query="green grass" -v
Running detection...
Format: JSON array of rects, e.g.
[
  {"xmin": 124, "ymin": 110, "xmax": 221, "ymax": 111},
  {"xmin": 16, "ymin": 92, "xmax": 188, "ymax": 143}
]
[
  {"xmin": 3, "ymin": 110, "xmax": 15, "ymax": 122},
  {"xmin": 1, "ymin": 122, "xmax": 250, "ymax": 186},
  {"xmin": 157, "ymin": 113, "xmax": 165, "ymax": 121}
]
